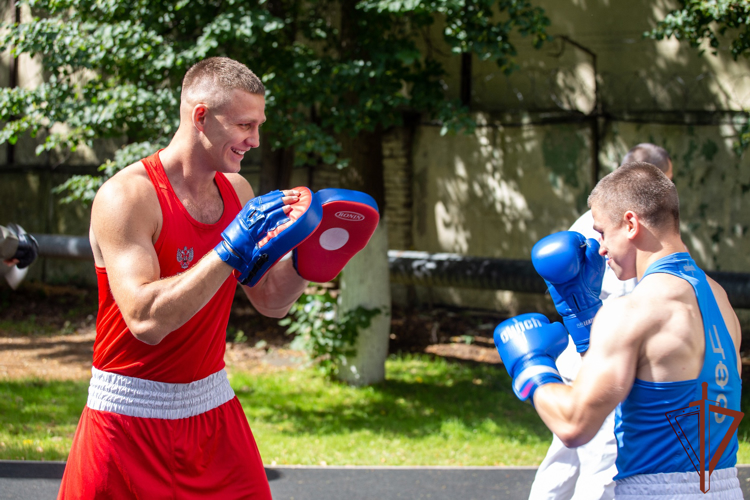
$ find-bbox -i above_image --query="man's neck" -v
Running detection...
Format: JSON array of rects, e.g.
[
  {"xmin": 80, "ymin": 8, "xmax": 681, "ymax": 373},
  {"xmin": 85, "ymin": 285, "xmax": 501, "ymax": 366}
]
[
  {"xmin": 159, "ymin": 134, "xmax": 217, "ymax": 197},
  {"xmin": 635, "ymin": 233, "xmax": 687, "ymax": 280}
]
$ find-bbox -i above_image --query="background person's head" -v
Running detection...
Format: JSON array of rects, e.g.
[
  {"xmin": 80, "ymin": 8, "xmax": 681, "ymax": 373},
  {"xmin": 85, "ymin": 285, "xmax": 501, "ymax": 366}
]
[
  {"xmin": 588, "ymin": 162, "xmax": 680, "ymax": 279},
  {"xmin": 622, "ymin": 143, "xmax": 673, "ymax": 180},
  {"xmin": 179, "ymin": 57, "xmax": 267, "ymax": 171}
]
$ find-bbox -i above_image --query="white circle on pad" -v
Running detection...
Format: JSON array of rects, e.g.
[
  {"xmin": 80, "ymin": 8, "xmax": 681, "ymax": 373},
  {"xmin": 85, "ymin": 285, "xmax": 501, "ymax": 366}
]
[{"xmin": 319, "ymin": 228, "xmax": 349, "ymax": 251}]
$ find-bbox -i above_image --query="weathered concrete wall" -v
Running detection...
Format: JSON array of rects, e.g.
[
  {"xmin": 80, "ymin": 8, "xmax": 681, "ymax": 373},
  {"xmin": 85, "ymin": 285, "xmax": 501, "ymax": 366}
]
[
  {"xmin": 388, "ymin": 0, "xmax": 750, "ymax": 313},
  {"xmin": 397, "ymin": 116, "xmax": 750, "ymax": 312},
  {"xmin": 432, "ymin": 0, "xmax": 750, "ymax": 115},
  {"xmin": 609, "ymin": 122, "xmax": 750, "ymax": 273},
  {"xmin": 397, "ymin": 116, "xmax": 594, "ymax": 313}
]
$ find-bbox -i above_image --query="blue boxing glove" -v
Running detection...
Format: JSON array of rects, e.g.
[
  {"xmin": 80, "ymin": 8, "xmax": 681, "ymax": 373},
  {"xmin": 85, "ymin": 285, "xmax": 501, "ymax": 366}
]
[
  {"xmin": 531, "ymin": 231, "xmax": 605, "ymax": 353},
  {"xmin": 215, "ymin": 187, "xmax": 323, "ymax": 287},
  {"xmin": 494, "ymin": 313, "xmax": 568, "ymax": 401}
]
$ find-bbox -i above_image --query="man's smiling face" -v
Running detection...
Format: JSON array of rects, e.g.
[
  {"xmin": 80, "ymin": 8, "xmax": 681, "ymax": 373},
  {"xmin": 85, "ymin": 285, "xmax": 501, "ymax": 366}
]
[{"xmin": 203, "ymin": 89, "xmax": 266, "ymax": 174}]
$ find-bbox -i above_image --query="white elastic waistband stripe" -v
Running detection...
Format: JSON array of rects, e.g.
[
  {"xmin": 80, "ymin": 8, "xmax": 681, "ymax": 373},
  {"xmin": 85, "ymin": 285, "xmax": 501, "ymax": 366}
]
[
  {"xmin": 86, "ymin": 367, "xmax": 235, "ymax": 420},
  {"xmin": 615, "ymin": 467, "xmax": 742, "ymax": 498}
]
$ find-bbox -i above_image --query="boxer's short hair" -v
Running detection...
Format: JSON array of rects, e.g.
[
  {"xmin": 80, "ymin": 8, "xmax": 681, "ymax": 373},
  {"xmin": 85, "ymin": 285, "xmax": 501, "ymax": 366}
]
[
  {"xmin": 181, "ymin": 57, "xmax": 265, "ymax": 109},
  {"xmin": 588, "ymin": 162, "xmax": 680, "ymax": 232},
  {"xmin": 622, "ymin": 143, "xmax": 672, "ymax": 175}
]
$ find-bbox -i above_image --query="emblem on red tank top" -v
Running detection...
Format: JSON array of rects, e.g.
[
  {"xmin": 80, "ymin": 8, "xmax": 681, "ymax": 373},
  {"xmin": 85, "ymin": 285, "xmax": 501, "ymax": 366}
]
[{"xmin": 177, "ymin": 246, "xmax": 194, "ymax": 269}]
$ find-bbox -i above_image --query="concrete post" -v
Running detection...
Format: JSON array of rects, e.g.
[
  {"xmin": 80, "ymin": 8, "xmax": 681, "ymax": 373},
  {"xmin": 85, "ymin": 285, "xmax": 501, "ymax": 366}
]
[{"xmin": 337, "ymin": 218, "xmax": 392, "ymax": 386}]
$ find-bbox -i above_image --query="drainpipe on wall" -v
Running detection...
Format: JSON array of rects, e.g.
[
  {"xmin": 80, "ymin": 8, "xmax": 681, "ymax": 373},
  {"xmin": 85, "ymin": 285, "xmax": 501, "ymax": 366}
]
[{"xmin": 555, "ymin": 35, "xmax": 601, "ymax": 189}]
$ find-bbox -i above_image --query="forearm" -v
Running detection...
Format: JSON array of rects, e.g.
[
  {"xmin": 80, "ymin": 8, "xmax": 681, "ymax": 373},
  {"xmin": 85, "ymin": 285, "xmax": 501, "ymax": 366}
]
[
  {"xmin": 243, "ymin": 258, "xmax": 307, "ymax": 318},
  {"xmin": 533, "ymin": 383, "xmax": 606, "ymax": 448},
  {"xmin": 118, "ymin": 251, "xmax": 233, "ymax": 344}
]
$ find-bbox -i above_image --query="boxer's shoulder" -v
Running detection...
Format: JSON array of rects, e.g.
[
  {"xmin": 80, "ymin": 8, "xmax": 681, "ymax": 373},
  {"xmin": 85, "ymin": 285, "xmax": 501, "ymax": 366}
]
[
  {"xmin": 96, "ymin": 162, "xmax": 157, "ymax": 207},
  {"xmin": 92, "ymin": 161, "xmax": 161, "ymax": 237},
  {"xmin": 635, "ymin": 272, "xmax": 697, "ymax": 309},
  {"xmin": 707, "ymin": 275, "xmax": 742, "ymax": 346},
  {"xmin": 592, "ymin": 293, "xmax": 660, "ymax": 350},
  {"xmin": 222, "ymin": 173, "xmax": 253, "ymax": 205},
  {"xmin": 707, "ymin": 275, "xmax": 731, "ymax": 306}
]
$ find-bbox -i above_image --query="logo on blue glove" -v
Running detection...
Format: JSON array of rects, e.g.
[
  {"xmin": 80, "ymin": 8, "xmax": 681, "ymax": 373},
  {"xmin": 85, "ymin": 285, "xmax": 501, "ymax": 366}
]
[{"xmin": 498, "ymin": 316, "xmax": 545, "ymax": 344}]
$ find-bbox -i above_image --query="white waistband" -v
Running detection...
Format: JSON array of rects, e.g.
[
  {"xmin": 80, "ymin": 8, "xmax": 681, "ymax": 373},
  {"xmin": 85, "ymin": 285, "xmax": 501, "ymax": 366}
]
[
  {"xmin": 86, "ymin": 367, "xmax": 235, "ymax": 420},
  {"xmin": 615, "ymin": 467, "xmax": 743, "ymax": 499}
]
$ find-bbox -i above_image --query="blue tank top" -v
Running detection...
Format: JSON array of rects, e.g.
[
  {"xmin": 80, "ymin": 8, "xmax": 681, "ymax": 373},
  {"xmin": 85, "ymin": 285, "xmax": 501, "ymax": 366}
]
[{"xmin": 614, "ymin": 253, "xmax": 741, "ymax": 479}]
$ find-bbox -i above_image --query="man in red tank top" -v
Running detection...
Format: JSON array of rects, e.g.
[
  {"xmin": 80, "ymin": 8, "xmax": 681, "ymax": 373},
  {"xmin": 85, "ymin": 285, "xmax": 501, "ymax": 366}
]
[{"xmin": 59, "ymin": 57, "xmax": 312, "ymax": 499}]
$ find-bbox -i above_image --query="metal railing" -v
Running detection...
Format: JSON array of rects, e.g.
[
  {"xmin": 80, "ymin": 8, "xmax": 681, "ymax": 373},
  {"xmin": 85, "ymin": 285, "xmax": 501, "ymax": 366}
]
[{"xmin": 31, "ymin": 234, "xmax": 750, "ymax": 309}]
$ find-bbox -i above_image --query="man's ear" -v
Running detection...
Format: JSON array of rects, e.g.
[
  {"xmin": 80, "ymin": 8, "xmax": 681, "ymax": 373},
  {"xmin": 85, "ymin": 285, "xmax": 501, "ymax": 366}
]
[
  {"xmin": 192, "ymin": 104, "xmax": 208, "ymax": 132},
  {"xmin": 623, "ymin": 211, "xmax": 640, "ymax": 240}
]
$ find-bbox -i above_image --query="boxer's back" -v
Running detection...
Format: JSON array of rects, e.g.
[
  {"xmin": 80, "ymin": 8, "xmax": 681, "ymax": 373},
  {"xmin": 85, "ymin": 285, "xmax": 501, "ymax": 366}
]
[{"xmin": 621, "ymin": 264, "xmax": 741, "ymax": 383}]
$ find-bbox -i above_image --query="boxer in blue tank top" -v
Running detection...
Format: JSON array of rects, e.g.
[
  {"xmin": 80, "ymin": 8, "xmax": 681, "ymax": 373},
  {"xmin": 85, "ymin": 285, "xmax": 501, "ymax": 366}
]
[
  {"xmin": 614, "ymin": 252, "xmax": 741, "ymax": 483},
  {"xmin": 493, "ymin": 162, "xmax": 743, "ymax": 499}
]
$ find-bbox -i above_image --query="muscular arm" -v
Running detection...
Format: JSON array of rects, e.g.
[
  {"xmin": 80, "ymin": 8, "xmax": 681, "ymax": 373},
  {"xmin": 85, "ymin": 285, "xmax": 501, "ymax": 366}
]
[
  {"xmin": 92, "ymin": 166, "xmax": 234, "ymax": 345},
  {"xmin": 708, "ymin": 277, "xmax": 743, "ymax": 376},
  {"xmin": 533, "ymin": 297, "xmax": 643, "ymax": 447},
  {"xmin": 225, "ymin": 174, "xmax": 308, "ymax": 318}
]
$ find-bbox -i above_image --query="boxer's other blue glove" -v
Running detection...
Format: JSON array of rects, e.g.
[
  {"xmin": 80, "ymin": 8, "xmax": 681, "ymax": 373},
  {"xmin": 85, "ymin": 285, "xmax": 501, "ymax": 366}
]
[
  {"xmin": 215, "ymin": 187, "xmax": 322, "ymax": 287},
  {"xmin": 494, "ymin": 313, "xmax": 568, "ymax": 402},
  {"xmin": 531, "ymin": 231, "xmax": 605, "ymax": 353}
]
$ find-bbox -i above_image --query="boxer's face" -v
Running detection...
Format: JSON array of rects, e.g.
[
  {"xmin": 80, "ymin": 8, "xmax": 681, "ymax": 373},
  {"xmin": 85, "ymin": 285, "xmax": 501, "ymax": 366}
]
[
  {"xmin": 204, "ymin": 89, "xmax": 266, "ymax": 173},
  {"xmin": 591, "ymin": 205, "xmax": 637, "ymax": 281}
]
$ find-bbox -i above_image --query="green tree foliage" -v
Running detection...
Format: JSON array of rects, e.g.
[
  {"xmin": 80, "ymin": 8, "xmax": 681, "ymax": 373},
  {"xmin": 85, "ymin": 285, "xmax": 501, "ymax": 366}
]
[
  {"xmin": 648, "ymin": 1, "xmax": 750, "ymax": 60},
  {"xmin": 0, "ymin": 0, "xmax": 550, "ymax": 202},
  {"xmin": 649, "ymin": 1, "xmax": 750, "ymax": 154}
]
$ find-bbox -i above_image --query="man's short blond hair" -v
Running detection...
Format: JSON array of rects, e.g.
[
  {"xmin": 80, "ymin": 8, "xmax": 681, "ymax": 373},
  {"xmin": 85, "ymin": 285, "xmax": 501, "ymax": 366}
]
[
  {"xmin": 181, "ymin": 57, "xmax": 265, "ymax": 109},
  {"xmin": 588, "ymin": 162, "xmax": 680, "ymax": 232}
]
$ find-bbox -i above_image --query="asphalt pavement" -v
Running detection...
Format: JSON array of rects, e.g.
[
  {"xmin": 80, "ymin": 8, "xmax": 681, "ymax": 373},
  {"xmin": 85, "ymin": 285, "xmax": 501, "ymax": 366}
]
[{"xmin": 1, "ymin": 461, "xmax": 750, "ymax": 499}]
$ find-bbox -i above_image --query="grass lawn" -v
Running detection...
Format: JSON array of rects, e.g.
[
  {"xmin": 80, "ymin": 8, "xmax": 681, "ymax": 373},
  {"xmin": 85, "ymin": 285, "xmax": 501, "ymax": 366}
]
[
  {"xmin": 234, "ymin": 354, "xmax": 549, "ymax": 466},
  {"xmin": 2, "ymin": 353, "xmax": 750, "ymax": 465}
]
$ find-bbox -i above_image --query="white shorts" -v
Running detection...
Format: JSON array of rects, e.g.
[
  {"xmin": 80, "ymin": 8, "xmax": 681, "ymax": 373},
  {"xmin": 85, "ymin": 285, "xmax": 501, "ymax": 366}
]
[
  {"xmin": 529, "ymin": 339, "xmax": 617, "ymax": 500},
  {"xmin": 615, "ymin": 467, "xmax": 743, "ymax": 499}
]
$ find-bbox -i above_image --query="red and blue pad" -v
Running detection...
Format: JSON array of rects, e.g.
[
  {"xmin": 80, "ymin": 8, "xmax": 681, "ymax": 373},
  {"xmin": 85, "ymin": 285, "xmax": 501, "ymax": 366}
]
[
  {"xmin": 293, "ymin": 189, "xmax": 379, "ymax": 283},
  {"xmin": 215, "ymin": 186, "xmax": 323, "ymax": 287}
]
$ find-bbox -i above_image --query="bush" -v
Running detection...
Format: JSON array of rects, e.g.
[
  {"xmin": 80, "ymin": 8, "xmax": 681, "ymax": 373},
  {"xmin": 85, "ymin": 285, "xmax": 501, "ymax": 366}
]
[{"xmin": 279, "ymin": 288, "xmax": 381, "ymax": 378}]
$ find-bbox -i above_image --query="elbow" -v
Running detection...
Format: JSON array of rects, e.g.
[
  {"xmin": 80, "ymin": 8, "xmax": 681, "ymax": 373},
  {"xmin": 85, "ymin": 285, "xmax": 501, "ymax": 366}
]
[
  {"xmin": 127, "ymin": 319, "xmax": 168, "ymax": 345},
  {"xmin": 246, "ymin": 291, "xmax": 295, "ymax": 318},
  {"xmin": 557, "ymin": 424, "xmax": 595, "ymax": 449},
  {"xmin": 256, "ymin": 305, "xmax": 292, "ymax": 319}
]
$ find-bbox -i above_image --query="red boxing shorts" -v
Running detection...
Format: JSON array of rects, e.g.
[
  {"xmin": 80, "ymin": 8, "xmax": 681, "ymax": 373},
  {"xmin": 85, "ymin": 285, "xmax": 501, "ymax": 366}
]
[{"xmin": 58, "ymin": 369, "xmax": 271, "ymax": 500}]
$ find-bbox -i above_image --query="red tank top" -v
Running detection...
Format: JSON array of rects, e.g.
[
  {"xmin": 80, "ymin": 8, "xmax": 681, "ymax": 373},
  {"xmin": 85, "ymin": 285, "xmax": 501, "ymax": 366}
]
[{"xmin": 93, "ymin": 151, "xmax": 242, "ymax": 383}]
